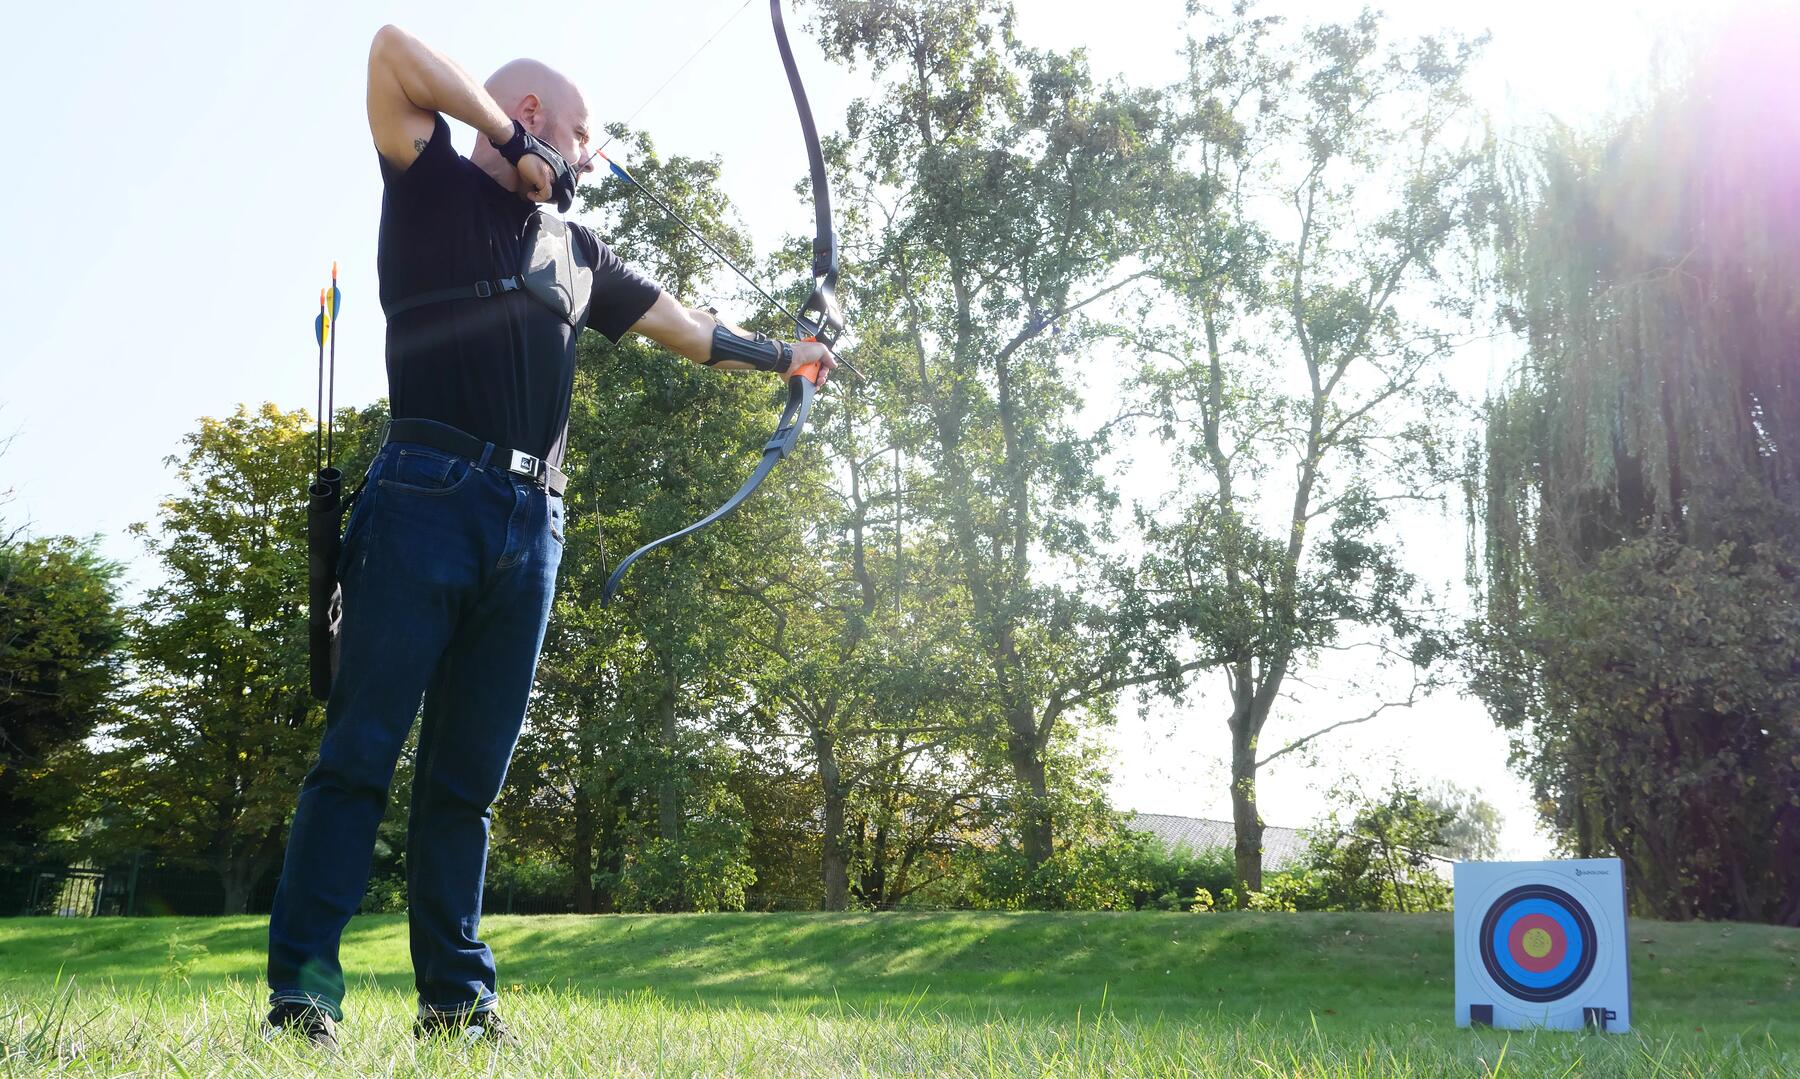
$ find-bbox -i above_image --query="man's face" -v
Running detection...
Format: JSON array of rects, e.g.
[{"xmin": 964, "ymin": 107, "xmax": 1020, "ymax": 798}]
[
  {"xmin": 535, "ymin": 100, "xmax": 597, "ymax": 184},
  {"xmin": 567, "ymin": 115, "xmax": 596, "ymax": 183}
]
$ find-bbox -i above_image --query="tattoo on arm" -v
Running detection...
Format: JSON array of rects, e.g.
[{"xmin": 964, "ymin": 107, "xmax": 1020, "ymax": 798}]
[{"xmin": 414, "ymin": 137, "xmax": 429, "ymax": 153}]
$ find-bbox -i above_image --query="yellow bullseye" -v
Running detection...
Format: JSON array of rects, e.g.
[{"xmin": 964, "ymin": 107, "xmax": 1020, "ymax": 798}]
[{"xmin": 1522, "ymin": 926, "xmax": 1554, "ymax": 958}]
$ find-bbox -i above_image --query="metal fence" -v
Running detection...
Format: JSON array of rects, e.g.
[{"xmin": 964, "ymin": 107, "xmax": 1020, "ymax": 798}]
[
  {"xmin": 21, "ymin": 866, "xmax": 114, "ymax": 916},
  {"xmin": 0, "ymin": 857, "xmax": 278, "ymax": 918}
]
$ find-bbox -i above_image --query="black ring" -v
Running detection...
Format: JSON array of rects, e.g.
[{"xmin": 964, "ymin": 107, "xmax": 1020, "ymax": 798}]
[{"xmin": 1476, "ymin": 883, "xmax": 1598, "ymax": 1003}]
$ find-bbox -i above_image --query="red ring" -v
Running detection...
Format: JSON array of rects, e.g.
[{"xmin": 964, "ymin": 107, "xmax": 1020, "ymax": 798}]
[{"xmin": 1507, "ymin": 913, "xmax": 1567, "ymax": 973}]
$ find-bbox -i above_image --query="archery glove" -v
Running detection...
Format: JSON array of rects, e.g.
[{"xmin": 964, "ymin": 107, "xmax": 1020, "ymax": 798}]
[{"xmin": 490, "ymin": 120, "xmax": 578, "ymax": 213}]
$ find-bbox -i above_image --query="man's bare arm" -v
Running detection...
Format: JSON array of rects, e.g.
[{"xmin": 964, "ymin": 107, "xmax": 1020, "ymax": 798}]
[
  {"xmin": 367, "ymin": 25, "xmax": 514, "ymax": 170},
  {"xmin": 630, "ymin": 293, "xmax": 727, "ymax": 365}
]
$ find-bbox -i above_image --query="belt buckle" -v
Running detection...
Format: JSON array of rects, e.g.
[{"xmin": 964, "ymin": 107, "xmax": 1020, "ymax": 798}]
[{"xmin": 508, "ymin": 449, "xmax": 540, "ymax": 480}]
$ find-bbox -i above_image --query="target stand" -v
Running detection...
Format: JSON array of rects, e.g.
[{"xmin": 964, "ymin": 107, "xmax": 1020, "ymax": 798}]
[{"xmin": 1454, "ymin": 859, "xmax": 1631, "ymax": 1032}]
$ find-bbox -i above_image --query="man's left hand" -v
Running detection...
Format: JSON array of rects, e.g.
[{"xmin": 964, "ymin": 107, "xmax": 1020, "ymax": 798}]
[{"xmin": 789, "ymin": 340, "xmax": 837, "ymax": 386}]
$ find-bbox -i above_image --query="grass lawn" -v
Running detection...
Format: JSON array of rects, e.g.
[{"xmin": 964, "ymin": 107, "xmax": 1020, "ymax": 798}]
[{"xmin": 2, "ymin": 911, "xmax": 1795, "ymax": 1076}]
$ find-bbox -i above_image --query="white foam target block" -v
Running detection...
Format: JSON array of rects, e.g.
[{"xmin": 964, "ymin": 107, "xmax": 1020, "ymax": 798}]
[{"xmin": 1454, "ymin": 859, "xmax": 1632, "ymax": 1032}]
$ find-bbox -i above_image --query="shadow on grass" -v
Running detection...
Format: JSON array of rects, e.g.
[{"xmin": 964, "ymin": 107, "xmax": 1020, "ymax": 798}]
[{"xmin": 2, "ymin": 912, "xmax": 1795, "ymax": 1034}]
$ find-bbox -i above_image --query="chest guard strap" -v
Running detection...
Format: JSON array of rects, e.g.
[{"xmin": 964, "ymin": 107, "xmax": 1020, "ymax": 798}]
[
  {"xmin": 384, "ymin": 276, "xmax": 524, "ymax": 318},
  {"xmin": 384, "ymin": 211, "xmax": 592, "ymax": 328}
]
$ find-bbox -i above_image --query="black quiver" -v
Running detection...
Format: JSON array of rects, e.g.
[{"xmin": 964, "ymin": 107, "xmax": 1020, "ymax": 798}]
[{"xmin": 307, "ymin": 467, "xmax": 345, "ymax": 701}]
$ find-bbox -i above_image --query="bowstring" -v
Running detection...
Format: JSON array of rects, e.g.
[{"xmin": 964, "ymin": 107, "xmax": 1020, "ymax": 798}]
[
  {"xmin": 577, "ymin": 0, "xmax": 861, "ymax": 379},
  {"xmin": 586, "ymin": 0, "xmax": 755, "ymax": 163}
]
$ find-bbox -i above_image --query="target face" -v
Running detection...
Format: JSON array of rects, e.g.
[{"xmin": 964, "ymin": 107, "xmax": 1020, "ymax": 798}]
[{"xmin": 1477, "ymin": 884, "xmax": 1598, "ymax": 1002}]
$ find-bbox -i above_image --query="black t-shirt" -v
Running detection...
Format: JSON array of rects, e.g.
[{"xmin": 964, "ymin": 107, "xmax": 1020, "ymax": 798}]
[{"xmin": 376, "ymin": 114, "xmax": 660, "ymax": 469}]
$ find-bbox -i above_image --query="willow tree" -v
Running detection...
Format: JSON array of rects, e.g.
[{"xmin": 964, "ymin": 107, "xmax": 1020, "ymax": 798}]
[
  {"xmin": 1134, "ymin": 10, "xmax": 1492, "ymax": 897},
  {"xmin": 1472, "ymin": 19, "xmax": 1800, "ymax": 923}
]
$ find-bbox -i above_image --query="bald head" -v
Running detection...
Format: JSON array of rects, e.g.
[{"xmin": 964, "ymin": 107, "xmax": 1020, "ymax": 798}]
[
  {"xmin": 479, "ymin": 58, "xmax": 594, "ymax": 187},
  {"xmin": 486, "ymin": 58, "xmax": 586, "ymax": 125}
]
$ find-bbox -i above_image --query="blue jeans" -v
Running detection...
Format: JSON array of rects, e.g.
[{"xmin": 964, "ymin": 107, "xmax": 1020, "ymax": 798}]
[{"xmin": 267, "ymin": 431, "xmax": 564, "ymax": 1021}]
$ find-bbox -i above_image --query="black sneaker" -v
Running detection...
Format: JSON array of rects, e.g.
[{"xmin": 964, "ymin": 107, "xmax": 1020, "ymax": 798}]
[
  {"xmin": 413, "ymin": 1008, "xmax": 517, "ymax": 1047},
  {"xmin": 263, "ymin": 1002, "xmax": 340, "ymax": 1051}
]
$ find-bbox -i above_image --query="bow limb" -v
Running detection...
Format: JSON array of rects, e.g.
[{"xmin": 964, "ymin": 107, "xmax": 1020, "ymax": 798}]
[
  {"xmin": 600, "ymin": 0, "xmax": 844, "ymax": 606},
  {"xmin": 601, "ymin": 372, "xmax": 817, "ymax": 605},
  {"xmin": 770, "ymin": 0, "xmax": 844, "ymax": 349}
]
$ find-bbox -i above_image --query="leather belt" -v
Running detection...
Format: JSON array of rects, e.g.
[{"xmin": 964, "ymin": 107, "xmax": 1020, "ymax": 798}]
[{"xmin": 383, "ymin": 418, "xmax": 568, "ymax": 497}]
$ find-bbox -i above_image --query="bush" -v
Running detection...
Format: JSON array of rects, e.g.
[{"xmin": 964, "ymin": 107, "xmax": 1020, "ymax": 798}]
[
  {"xmin": 359, "ymin": 874, "xmax": 406, "ymax": 914},
  {"xmin": 1128, "ymin": 842, "xmax": 1238, "ymax": 911},
  {"xmin": 1244, "ymin": 870, "xmax": 1320, "ymax": 912},
  {"xmin": 483, "ymin": 849, "xmax": 578, "ymax": 913},
  {"xmin": 616, "ymin": 783, "xmax": 757, "ymax": 913},
  {"xmin": 1185, "ymin": 871, "xmax": 1320, "ymax": 913},
  {"xmin": 958, "ymin": 816, "xmax": 1167, "ymax": 911},
  {"xmin": 1300, "ymin": 780, "xmax": 1455, "ymax": 912}
]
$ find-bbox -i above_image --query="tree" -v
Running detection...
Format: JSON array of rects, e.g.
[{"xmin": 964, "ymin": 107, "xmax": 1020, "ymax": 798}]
[
  {"xmin": 88, "ymin": 402, "xmax": 384, "ymax": 913},
  {"xmin": 1132, "ymin": 7, "xmax": 1493, "ymax": 899},
  {"xmin": 0, "ymin": 531, "xmax": 125, "ymax": 858},
  {"xmin": 506, "ymin": 138, "xmax": 822, "ymax": 912},
  {"xmin": 1470, "ymin": 13, "xmax": 1800, "ymax": 924},
  {"xmin": 818, "ymin": 0, "xmax": 1200, "ymax": 890},
  {"xmin": 1422, "ymin": 781, "xmax": 1501, "ymax": 861},
  {"xmin": 724, "ymin": 428, "xmax": 1005, "ymax": 910}
]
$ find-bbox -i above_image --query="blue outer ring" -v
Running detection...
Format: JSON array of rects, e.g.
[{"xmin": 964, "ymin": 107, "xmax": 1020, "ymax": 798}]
[{"xmin": 1476, "ymin": 884, "xmax": 1598, "ymax": 1003}]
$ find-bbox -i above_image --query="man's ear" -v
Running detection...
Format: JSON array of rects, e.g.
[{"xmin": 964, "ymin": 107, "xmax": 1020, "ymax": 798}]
[{"xmin": 519, "ymin": 92, "xmax": 543, "ymax": 132}]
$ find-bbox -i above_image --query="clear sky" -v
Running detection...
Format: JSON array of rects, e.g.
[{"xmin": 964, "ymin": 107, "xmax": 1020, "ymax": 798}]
[{"xmin": 0, "ymin": 0, "xmax": 1720, "ymax": 858}]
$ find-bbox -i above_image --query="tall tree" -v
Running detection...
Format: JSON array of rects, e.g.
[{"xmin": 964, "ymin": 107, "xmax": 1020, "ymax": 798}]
[
  {"xmin": 507, "ymin": 138, "xmax": 817, "ymax": 911},
  {"xmin": 88, "ymin": 403, "xmax": 383, "ymax": 913},
  {"xmin": 731, "ymin": 529, "xmax": 999, "ymax": 910},
  {"xmin": 709, "ymin": 349, "xmax": 1011, "ymax": 910},
  {"xmin": 1471, "ymin": 14, "xmax": 1800, "ymax": 924},
  {"xmin": 1133, "ymin": 8, "xmax": 1492, "ymax": 897},
  {"xmin": 819, "ymin": 0, "xmax": 1197, "ymax": 888}
]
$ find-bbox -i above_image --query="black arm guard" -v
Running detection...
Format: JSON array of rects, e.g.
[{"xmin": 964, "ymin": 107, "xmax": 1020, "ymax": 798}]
[
  {"xmin": 707, "ymin": 324, "xmax": 794, "ymax": 373},
  {"xmin": 489, "ymin": 120, "xmax": 578, "ymax": 212}
]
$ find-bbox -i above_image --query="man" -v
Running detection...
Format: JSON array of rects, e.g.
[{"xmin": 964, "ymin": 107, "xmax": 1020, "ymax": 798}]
[{"xmin": 264, "ymin": 25, "xmax": 835, "ymax": 1050}]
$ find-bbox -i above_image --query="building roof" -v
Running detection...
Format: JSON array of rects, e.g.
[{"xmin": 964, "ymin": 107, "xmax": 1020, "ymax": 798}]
[{"xmin": 1122, "ymin": 812, "xmax": 1311, "ymax": 871}]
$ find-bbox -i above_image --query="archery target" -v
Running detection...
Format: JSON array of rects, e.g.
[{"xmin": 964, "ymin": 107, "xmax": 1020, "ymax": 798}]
[
  {"xmin": 1454, "ymin": 859, "xmax": 1631, "ymax": 1032},
  {"xmin": 1477, "ymin": 884, "xmax": 1596, "ymax": 1001}
]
